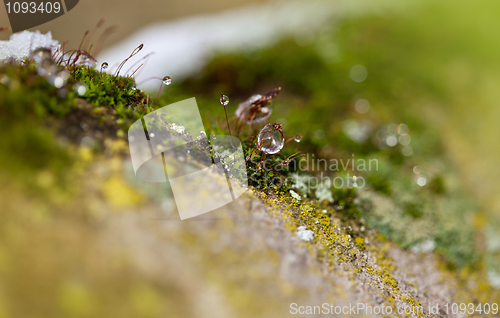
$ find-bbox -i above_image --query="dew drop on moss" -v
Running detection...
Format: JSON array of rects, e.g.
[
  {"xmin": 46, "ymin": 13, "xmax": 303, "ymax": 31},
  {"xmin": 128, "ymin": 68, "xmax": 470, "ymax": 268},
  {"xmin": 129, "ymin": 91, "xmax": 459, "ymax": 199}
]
[
  {"xmin": 81, "ymin": 57, "xmax": 96, "ymax": 67},
  {"xmin": 30, "ymin": 48, "xmax": 52, "ymax": 64},
  {"xmin": 257, "ymin": 123, "xmax": 284, "ymax": 154},
  {"xmin": 162, "ymin": 76, "xmax": 172, "ymax": 85},
  {"xmin": 37, "ymin": 61, "xmax": 58, "ymax": 77},
  {"xmin": 220, "ymin": 94, "xmax": 229, "ymax": 106},
  {"xmin": 73, "ymin": 83, "xmax": 87, "ymax": 96}
]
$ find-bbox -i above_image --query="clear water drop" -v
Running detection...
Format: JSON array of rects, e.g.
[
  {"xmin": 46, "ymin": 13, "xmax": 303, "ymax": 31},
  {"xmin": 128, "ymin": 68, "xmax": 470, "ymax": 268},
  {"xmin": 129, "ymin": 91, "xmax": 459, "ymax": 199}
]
[
  {"xmin": 48, "ymin": 70, "xmax": 69, "ymax": 88},
  {"xmin": 37, "ymin": 60, "xmax": 58, "ymax": 77},
  {"xmin": 0, "ymin": 74, "xmax": 10, "ymax": 87},
  {"xmin": 399, "ymin": 134, "xmax": 411, "ymax": 146},
  {"xmin": 58, "ymin": 70, "xmax": 70, "ymax": 81},
  {"xmin": 402, "ymin": 146, "xmax": 413, "ymax": 156},
  {"xmin": 355, "ymin": 99, "xmax": 370, "ymax": 114},
  {"xmin": 417, "ymin": 176, "xmax": 427, "ymax": 186},
  {"xmin": 162, "ymin": 76, "xmax": 172, "ymax": 85},
  {"xmin": 101, "ymin": 62, "xmax": 109, "ymax": 70},
  {"xmin": 257, "ymin": 123, "xmax": 284, "ymax": 154},
  {"xmin": 294, "ymin": 134, "xmax": 303, "ymax": 142},
  {"xmin": 73, "ymin": 83, "xmax": 87, "ymax": 96},
  {"xmin": 81, "ymin": 57, "xmax": 96, "ymax": 67},
  {"xmin": 211, "ymin": 135, "xmax": 216, "ymax": 140},
  {"xmin": 350, "ymin": 64, "xmax": 368, "ymax": 82},
  {"xmin": 50, "ymin": 76, "xmax": 65, "ymax": 88},
  {"xmin": 30, "ymin": 48, "xmax": 52, "ymax": 64},
  {"xmin": 235, "ymin": 94, "xmax": 272, "ymax": 124},
  {"xmin": 386, "ymin": 135, "xmax": 398, "ymax": 147},
  {"xmin": 80, "ymin": 136, "xmax": 95, "ymax": 149},
  {"xmin": 80, "ymin": 122, "xmax": 89, "ymax": 131},
  {"xmin": 220, "ymin": 94, "xmax": 229, "ymax": 106},
  {"xmin": 398, "ymin": 123, "xmax": 409, "ymax": 135}
]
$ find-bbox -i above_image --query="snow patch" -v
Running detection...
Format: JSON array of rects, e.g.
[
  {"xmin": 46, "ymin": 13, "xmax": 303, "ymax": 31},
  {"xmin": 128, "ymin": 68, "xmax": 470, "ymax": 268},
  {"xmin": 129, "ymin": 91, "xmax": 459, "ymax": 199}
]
[
  {"xmin": 297, "ymin": 226, "xmax": 314, "ymax": 242},
  {"xmin": 0, "ymin": 30, "xmax": 59, "ymax": 62}
]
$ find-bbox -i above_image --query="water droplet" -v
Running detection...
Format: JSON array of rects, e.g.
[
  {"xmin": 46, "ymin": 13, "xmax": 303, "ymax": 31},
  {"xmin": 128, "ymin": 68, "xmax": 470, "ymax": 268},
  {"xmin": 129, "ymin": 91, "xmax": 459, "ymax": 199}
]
[
  {"xmin": 58, "ymin": 70, "xmax": 70, "ymax": 81},
  {"xmin": 73, "ymin": 83, "xmax": 87, "ymax": 96},
  {"xmin": 48, "ymin": 76, "xmax": 65, "ymax": 88},
  {"xmin": 0, "ymin": 74, "xmax": 11, "ymax": 87},
  {"xmin": 386, "ymin": 135, "xmax": 398, "ymax": 147},
  {"xmin": 162, "ymin": 76, "xmax": 172, "ymax": 85},
  {"xmin": 417, "ymin": 176, "xmax": 427, "ymax": 186},
  {"xmin": 235, "ymin": 94, "xmax": 272, "ymax": 124},
  {"xmin": 350, "ymin": 65, "xmax": 368, "ymax": 82},
  {"xmin": 398, "ymin": 123, "xmax": 409, "ymax": 135},
  {"xmin": 30, "ymin": 48, "xmax": 52, "ymax": 64},
  {"xmin": 80, "ymin": 122, "xmax": 89, "ymax": 131},
  {"xmin": 343, "ymin": 120, "xmax": 370, "ymax": 143},
  {"xmin": 355, "ymin": 99, "xmax": 370, "ymax": 114},
  {"xmin": 101, "ymin": 62, "xmax": 109, "ymax": 70},
  {"xmin": 413, "ymin": 166, "xmax": 421, "ymax": 174},
  {"xmin": 294, "ymin": 134, "xmax": 303, "ymax": 142},
  {"xmin": 220, "ymin": 94, "xmax": 229, "ymax": 106},
  {"xmin": 257, "ymin": 123, "xmax": 284, "ymax": 154},
  {"xmin": 80, "ymin": 136, "xmax": 95, "ymax": 149},
  {"xmin": 399, "ymin": 134, "xmax": 411, "ymax": 146},
  {"xmin": 149, "ymin": 133, "xmax": 155, "ymax": 138},
  {"xmin": 37, "ymin": 60, "xmax": 58, "ymax": 77},
  {"xmin": 402, "ymin": 146, "xmax": 413, "ymax": 156},
  {"xmin": 81, "ymin": 56, "xmax": 96, "ymax": 67},
  {"xmin": 211, "ymin": 135, "xmax": 216, "ymax": 140}
]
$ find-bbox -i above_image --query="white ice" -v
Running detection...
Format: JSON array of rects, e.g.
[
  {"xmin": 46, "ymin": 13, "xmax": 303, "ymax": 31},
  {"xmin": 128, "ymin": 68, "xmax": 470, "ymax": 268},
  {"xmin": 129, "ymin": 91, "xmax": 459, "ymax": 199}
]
[{"xmin": 0, "ymin": 30, "xmax": 59, "ymax": 62}]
